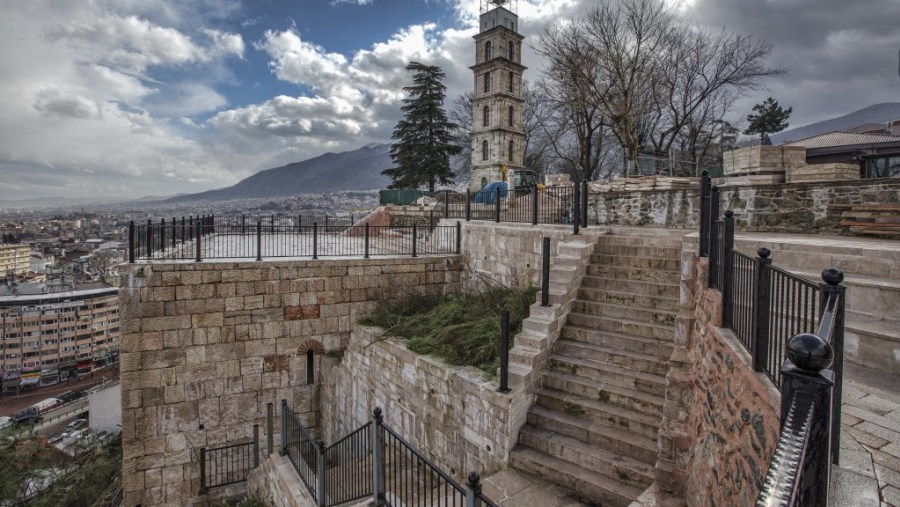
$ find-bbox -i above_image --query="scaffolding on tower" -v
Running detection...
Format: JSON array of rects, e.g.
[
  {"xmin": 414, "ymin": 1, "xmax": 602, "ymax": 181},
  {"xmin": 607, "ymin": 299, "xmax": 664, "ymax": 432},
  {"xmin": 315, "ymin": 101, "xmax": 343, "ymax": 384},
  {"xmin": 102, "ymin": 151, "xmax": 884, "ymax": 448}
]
[{"xmin": 480, "ymin": 0, "xmax": 518, "ymax": 14}]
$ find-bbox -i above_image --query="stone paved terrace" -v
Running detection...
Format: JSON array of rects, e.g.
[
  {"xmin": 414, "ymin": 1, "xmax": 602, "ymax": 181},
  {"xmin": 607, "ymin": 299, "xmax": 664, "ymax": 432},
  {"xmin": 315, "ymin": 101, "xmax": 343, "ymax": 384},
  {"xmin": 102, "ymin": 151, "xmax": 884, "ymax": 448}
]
[{"xmin": 839, "ymin": 362, "xmax": 900, "ymax": 507}]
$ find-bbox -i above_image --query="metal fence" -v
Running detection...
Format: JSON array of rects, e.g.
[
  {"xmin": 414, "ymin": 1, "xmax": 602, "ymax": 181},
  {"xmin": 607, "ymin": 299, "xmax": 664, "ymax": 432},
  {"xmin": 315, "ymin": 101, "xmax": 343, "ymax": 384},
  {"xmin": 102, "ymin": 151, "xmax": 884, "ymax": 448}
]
[
  {"xmin": 697, "ymin": 170, "xmax": 847, "ymax": 506},
  {"xmin": 129, "ymin": 218, "xmax": 460, "ymax": 262},
  {"xmin": 281, "ymin": 404, "xmax": 497, "ymax": 507},
  {"xmin": 199, "ymin": 425, "xmax": 260, "ymax": 494}
]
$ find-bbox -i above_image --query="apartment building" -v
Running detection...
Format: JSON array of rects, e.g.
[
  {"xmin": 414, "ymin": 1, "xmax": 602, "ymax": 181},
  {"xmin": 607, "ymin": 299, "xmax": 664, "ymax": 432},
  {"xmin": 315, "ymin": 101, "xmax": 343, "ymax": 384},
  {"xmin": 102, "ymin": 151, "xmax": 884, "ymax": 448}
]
[
  {"xmin": 0, "ymin": 244, "xmax": 29, "ymax": 279},
  {"xmin": 0, "ymin": 281, "xmax": 119, "ymax": 390}
]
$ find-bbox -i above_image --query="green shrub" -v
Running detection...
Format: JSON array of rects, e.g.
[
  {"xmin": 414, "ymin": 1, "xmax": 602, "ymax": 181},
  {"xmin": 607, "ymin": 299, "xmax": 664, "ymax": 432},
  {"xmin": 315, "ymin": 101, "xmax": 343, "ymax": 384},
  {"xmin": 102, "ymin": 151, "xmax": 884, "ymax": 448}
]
[{"xmin": 359, "ymin": 285, "xmax": 537, "ymax": 374}]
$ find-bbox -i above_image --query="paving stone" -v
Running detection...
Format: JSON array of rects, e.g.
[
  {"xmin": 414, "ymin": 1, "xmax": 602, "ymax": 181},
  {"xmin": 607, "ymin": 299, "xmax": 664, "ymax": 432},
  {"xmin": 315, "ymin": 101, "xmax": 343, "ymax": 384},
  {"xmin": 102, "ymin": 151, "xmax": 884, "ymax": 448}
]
[
  {"xmin": 830, "ymin": 468, "xmax": 881, "ymax": 507},
  {"xmin": 840, "ymin": 448, "xmax": 877, "ymax": 478},
  {"xmin": 875, "ymin": 464, "xmax": 900, "ymax": 494},
  {"xmin": 845, "ymin": 425, "xmax": 891, "ymax": 451},
  {"xmin": 850, "ymin": 394, "xmax": 900, "ymax": 417},
  {"xmin": 844, "ymin": 406, "xmax": 900, "ymax": 435},
  {"xmin": 884, "ymin": 485, "xmax": 900, "ymax": 507},
  {"xmin": 842, "ymin": 413, "xmax": 864, "ymax": 427}
]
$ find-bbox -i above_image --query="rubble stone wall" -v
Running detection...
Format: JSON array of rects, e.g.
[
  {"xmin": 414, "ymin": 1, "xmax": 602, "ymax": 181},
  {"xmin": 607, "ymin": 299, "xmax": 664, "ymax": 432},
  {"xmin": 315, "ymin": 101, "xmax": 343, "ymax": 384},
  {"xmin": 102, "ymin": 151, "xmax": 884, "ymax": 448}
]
[
  {"xmin": 587, "ymin": 178, "xmax": 900, "ymax": 233},
  {"xmin": 656, "ymin": 255, "xmax": 781, "ymax": 506},
  {"xmin": 119, "ymin": 257, "xmax": 460, "ymax": 507}
]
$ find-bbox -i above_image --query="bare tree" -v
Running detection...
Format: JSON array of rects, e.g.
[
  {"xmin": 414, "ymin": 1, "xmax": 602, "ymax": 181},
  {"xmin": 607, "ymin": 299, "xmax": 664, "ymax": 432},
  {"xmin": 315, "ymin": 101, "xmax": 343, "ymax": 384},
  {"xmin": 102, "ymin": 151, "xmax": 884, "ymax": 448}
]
[
  {"xmin": 536, "ymin": 0, "xmax": 783, "ymax": 176},
  {"xmin": 449, "ymin": 91, "xmax": 474, "ymax": 180}
]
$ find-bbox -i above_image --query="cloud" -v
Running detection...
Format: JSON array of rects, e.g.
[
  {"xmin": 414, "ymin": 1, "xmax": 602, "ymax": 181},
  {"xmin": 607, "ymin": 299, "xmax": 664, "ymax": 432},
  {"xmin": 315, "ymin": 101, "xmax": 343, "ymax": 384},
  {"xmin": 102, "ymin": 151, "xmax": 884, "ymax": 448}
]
[{"xmin": 330, "ymin": 0, "xmax": 375, "ymax": 5}]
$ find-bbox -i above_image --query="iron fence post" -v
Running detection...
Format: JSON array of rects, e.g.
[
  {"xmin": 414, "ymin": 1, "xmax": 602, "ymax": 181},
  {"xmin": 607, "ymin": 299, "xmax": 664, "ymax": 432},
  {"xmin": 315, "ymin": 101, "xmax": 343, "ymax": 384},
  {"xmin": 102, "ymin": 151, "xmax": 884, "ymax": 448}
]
[
  {"xmin": 242, "ymin": 214, "xmax": 246, "ymax": 234},
  {"xmin": 445, "ymin": 190, "xmax": 450, "ymax": 219},
  {"xmin": 364, "ymin": 223, "xmax": 370, "ymax": 259},
  {"xmin": 699, "ymin": 170, "xmax": 710, "ymax": 257},
  {"xmin": 313, "ymin": 222, "xmax": 318, "ymax": 260},
  {"xmin": 541, "ymin": 237, "xmax": 550, "ymax": 307},
  {"xmin": 181, "ymin": 216, "xmax": 186, "ymax": 246},
  {"xmin": 498, "ymin": 309, "xmax": 511, "ymax": 393},
  {"xmin": 146, "ymin": 219, "xmax": 152, "ymax": 258},
  {"xmin": 256, "ymin": 221, "xmax": 262, "ymax": 261},
  {"xmin": 532, "ymin": 187, "xmax": 539, "ymax": 225},
  {"xmin": 412, "ymin": 223, "xmax": 418, "ymax": 258},
  {"xmin": 466, "ymin": 472, "xmax": 483, "ymax": 507},
  {"xmin": 466, "ymin": 190, "xmax": 471, "ymax": 221},
  {"xmin": 372, "ymin": 408, "xmax": 385, "ymax": 505},
  {"xmin": 820, "ymin": 268, "xmax": 846, "ymax": 465},
  {"xmin": 267, "ymin": 402, "xmax": 274, "ymax": 456},
  {"xmin": 495, "ymin": 187, "xmax": 501, "ymax": 223},
  {"xmin": 280, "ymin": 399, "xmax": 287, "ymax": 455},
  {"xmin": 573, "ymin": 181, "xmax": 581, "ymax": 235},
  {"xmin": 325, "ymin": 215, "xmax": 329, "ymax": 229},
  {"xmin": 172, "ymin": 217, "xmax": 177, "ymax": 250},
  {"xmin": 779, "ymin": 334, "xmax": 834, "ymax": 506},
  {"xmin": 316, "ymin": 440, "xmax": 326, "ymax": 507},
  {"xmin": 128, "ymin": 221, "xmax": 135, "ymax": 263},
  {"xmin": 195, "ymin": 216, "xmax": 202, "ymax": 262},
  {"xmin": 708, "ymin": 186, "xmax": 720, "ymax": 286},
  {"xmin": 753, "ymin": 248, "xmax": 772, "ymax": 372},
  {"xmin": 582, "ymin": 180, "xmax": 588, "ymax": 227},
  {"xmin": 199, "ymin": 448, "xmax": 207, "ymax": 494},
  {"xmin": 253, "ymin": 424, "xmax": 260, "ymax": 468},
  {"xmin": 722, "ymin": 211, "xmax": 735, "ymax": 327},
  {"xmin": 456, "ymin": 221, "xmax": 462, "ymax": 255}
]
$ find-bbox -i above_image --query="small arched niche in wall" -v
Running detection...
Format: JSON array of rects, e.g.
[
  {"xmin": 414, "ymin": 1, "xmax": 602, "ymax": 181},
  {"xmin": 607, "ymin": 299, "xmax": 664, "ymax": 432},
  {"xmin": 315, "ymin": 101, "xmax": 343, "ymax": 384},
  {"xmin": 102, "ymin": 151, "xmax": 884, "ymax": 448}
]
[{"xmin": 297, "ymin": 339, "xmax": 325, "ymax": 385}]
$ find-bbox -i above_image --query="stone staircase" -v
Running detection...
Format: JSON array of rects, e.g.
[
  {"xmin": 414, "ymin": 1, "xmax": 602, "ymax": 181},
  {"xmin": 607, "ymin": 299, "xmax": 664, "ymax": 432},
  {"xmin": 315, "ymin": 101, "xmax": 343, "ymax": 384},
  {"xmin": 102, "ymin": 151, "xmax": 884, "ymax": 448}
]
[{"xmin": 510, "ymin": 234, "xmax": 682, "ymax": 506}]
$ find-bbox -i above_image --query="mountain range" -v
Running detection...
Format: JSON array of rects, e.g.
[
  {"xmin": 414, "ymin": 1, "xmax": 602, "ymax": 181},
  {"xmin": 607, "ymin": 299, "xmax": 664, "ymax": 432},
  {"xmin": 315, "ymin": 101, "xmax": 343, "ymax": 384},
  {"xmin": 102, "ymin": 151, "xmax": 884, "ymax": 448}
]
[{"xmin": 167, "ymin": 143, "xmax": 392, "ymax": 203}]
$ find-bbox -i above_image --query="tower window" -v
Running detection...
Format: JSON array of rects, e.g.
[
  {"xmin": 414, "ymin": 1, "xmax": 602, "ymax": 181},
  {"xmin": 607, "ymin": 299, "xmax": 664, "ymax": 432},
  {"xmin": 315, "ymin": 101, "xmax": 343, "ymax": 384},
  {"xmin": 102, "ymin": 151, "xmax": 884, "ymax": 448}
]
[
  {"xmin": 483, "ymin": 106, "xmax": 490, "ymax": 127},
  {"xmin": 482, "ymin": 140, "xmax": 489, "ymax": 161},
  {"xmin": 483, "ymin": 72, "xmax": 491, "ymax": 93},
  {"xmin": 485, "ymin": 41, "xmax": 492, "ymax": 61},
  {"xmin": 508, "ymin": 106, "xmax": 514, "ymax": 127},
  {"xmin": 508, "ymin": 140, "xmax": 514, "ymax": 162},
  {"xmin": 306, "ymin": 350, "xmax": 315, "ymax": 385},
  {"xmin": 508, "ymin": 72, "xmax": 514, "ymax": 93},
  {"xmin": 508, "ymin": 43, "xmax": 514, "ymax": 61}
]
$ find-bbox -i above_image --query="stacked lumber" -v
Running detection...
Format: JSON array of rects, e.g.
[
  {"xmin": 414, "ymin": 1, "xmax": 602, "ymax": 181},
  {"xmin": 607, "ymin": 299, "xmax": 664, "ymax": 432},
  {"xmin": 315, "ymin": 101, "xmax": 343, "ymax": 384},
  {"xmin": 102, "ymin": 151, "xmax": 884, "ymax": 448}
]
[
  {"xmin": 837, "ymin": 204, "xmax": 900, "ymax": 237},
  {"xmin": 589, "ymin": 176, "xmax": 697, "ymax": 193},
  {"xmin": 787, "ymin": 163, "xmax": 859, "ymax": 183}
]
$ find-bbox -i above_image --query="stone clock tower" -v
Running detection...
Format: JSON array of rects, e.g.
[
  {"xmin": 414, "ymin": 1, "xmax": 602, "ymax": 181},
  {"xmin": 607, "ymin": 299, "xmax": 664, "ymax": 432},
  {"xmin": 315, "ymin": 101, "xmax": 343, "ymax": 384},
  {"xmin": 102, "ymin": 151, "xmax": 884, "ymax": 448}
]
[{"xmin": 469, "ymin": 0, "xmax": 526, "ymax": 192}]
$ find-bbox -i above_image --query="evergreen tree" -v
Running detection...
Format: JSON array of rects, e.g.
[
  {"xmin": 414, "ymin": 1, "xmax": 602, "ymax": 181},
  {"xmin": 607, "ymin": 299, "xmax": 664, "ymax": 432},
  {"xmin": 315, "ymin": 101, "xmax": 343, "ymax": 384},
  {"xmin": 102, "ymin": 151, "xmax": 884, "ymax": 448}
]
[
  {"xmin": 383, "ymin": 62, "xmax": 462, "ymax": 192},
  {"xmin": 744, "ymin": 97, "xmax": 792, "ymax": 145}
]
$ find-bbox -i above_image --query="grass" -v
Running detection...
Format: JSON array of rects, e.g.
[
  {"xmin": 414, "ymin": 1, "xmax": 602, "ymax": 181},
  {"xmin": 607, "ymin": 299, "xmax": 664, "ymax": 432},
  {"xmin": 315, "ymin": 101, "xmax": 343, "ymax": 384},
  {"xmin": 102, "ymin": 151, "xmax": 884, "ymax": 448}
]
[{"xmin": 358, "ymin": 284, "xmax": 538, "ymax": 374}]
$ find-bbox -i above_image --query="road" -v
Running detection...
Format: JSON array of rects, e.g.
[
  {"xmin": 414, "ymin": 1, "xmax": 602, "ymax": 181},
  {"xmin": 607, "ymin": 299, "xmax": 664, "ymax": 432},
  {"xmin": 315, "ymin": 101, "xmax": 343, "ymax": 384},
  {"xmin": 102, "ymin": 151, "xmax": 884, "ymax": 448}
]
[{"xmin": 0, "ymin": 364, "xmax": 119, "ymax": 416}]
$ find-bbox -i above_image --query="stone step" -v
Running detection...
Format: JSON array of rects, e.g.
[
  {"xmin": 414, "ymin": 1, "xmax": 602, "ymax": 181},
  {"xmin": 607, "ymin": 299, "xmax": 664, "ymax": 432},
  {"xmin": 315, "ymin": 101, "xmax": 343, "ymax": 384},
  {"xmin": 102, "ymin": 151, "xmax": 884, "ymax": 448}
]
[
  {"xmin": 576, "ymin": 286, "xmax": 678, "ymax": 311},
  {"xmin": 547, "ymin": 354, "xmax": 667, "ymax": 397},
  {"xmin": 581, "ymin": 276, "xmax": 680, "ymax": 298},
  {"xmin": 567, "ymin": 312, "xmax": 675, "ymax": 341},
  {"xmin": 593, "ymin": 244, "xmax": 683, "ymax": 258},
  {"xmin": 518, "ymin": 425, "xmax": 655, "ymax": 490},
  {"xmin": 553, "ymin": 338, "xmax": 669, "ymax": 376},
  {"xmin": 572, "ymin": 300, "xmax": 677, "ymax": 326},
  {"xmin": 585, "ymin": 264, "xmax": 681, "ymax": 282},
  {"xmin": 526, "ymin": 405, "xmax": 658, "ymax": 465},
  {"xmin": 590, "ymin": 254, "xmax": 681, "ymax": 271},
  {"xmin": 510, "ymin": 447, "xmax": 644, "ymax": 507},
  {"xmin": 542, "ymin": 369, "xmax": 663, "ymax": 418},
  {"xmin": 561, "ymin": 325, "xmax": 674, "ymax": 360},
  {"xmin": 595, "ymin": 235, "xmax": 684, "ymax": 249},
  {"xmin": 844, "ymin": 312, "xmax": 900, "ymax": 374},
  {"xmin": 535, "ymin": 388, "xmax": 661, "ymax": 439}
]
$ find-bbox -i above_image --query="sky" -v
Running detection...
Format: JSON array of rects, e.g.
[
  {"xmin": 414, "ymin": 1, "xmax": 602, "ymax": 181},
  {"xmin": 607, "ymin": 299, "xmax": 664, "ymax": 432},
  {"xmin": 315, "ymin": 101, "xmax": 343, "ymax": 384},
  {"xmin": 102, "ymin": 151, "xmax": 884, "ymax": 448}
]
[{"xmin": 1, "ymin": 0, "xmax": 898, "ymax": 200}]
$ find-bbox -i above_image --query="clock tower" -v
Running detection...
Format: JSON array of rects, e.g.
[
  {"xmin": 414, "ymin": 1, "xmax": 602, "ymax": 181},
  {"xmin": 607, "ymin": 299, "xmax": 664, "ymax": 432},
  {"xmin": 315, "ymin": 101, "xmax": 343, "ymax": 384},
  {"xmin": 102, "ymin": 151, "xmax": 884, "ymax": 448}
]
[{"xmin": 469, "ymin": 0, "xmax": 526, "ymax": 192}]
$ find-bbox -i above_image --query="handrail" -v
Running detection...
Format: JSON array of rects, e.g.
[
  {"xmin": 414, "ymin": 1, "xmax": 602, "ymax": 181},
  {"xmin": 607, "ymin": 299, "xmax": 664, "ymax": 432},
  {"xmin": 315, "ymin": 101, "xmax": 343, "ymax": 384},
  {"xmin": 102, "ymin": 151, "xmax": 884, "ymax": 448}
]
[
  {"xmin": 756, "ymin": 395, "xmax": 816, "ymax": 506},
  {"xmin": 381, "ymin": 424, "xmax": 468, "ymax": 496}
]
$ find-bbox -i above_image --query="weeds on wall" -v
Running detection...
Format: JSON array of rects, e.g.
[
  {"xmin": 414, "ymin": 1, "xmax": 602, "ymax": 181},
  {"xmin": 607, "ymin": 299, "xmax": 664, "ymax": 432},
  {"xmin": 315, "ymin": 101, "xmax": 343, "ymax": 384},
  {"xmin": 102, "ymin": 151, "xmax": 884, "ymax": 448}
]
[{"xmin": 359, "ymin": 276, "xmax": 537, "ymax": 374}]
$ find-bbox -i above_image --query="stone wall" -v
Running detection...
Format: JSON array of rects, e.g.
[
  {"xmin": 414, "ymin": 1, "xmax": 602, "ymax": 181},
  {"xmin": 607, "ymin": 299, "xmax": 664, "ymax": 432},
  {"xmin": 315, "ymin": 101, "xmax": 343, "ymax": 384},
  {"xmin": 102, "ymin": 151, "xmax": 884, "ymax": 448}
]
[
  {"xmin": 321, "ymin": 325, "xmax": 517, "ymax": 479},
  {"xmin": 587, "ymin": 178, "xmax": 900, "ymax": 233},
  {"xmin": 655, "ymin": 255, "xmax": 781, "ymax": 507},
  {"xmin": 119, "ymin": 257, "xmax": 460, "ymax": 507}
]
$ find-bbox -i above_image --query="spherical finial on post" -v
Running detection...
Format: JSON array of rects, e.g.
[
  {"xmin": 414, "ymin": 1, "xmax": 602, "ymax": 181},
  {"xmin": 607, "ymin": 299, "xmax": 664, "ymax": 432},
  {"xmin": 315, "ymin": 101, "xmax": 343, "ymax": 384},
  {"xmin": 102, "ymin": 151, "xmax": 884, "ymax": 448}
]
[
  {"xmin": 725, "ymin": 210, "xmax": 734, "ymax": 218},
  {"xmin": 786, "ymin": 333, "xmax": 834, "ymax": 372},
  {"xmin": 373, "ymin": 407, "xmax": 383, "ymax": 423},
  {"xmin": 821, "ymin": 267, "xmax": 844, "ymax": 286},
  {"xmin": 757, "ymin": 247, "xmax": 771, "ymax": 259},
  {"xmin": 467, "ymin": 472, "xmax": 481, "ymax": 490},
  {"xmin": 701, "ymin": 169, "xmax": 709, "ymax": 176}
]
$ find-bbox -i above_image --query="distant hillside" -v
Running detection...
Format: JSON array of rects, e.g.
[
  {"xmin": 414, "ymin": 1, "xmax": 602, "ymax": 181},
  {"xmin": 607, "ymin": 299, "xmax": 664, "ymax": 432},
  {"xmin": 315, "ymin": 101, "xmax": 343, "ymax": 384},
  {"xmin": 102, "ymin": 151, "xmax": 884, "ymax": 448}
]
[
  {"xmin": 773, "ymin": 102, "xmax": 900, "ymax": 144},
  {"xmin": 168, "ymin": 143, "xmax": 392, "ymax": 203}
]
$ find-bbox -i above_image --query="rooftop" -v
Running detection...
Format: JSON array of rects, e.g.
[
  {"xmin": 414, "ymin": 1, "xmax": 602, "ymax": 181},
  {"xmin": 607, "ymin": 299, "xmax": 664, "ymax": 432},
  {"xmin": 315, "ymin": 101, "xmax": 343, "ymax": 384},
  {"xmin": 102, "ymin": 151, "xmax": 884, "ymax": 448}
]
[{"xmin": 786, "ymin": 130, "xmax": 900, "ymax": 149}]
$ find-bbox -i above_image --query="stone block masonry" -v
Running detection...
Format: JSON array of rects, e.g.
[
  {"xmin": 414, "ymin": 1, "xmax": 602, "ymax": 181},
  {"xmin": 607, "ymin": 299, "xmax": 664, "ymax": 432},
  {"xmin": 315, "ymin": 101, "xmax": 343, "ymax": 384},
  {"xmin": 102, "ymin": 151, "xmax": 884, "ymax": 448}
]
[
  {"xmin": 321, "ymin": 324, "xmax": 520, "ymax": 480},
  {"xmin": 119, "ymin": 256, "xmax": 460, "ymax": 507}
]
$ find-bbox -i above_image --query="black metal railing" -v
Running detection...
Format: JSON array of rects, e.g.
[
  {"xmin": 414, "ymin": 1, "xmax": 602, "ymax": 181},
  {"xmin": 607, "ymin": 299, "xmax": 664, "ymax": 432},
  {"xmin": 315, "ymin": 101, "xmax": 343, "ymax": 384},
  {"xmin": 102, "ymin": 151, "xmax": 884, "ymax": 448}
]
[
  {"xmin": 755, "ymin": 269, "xmax": 845, "ymax": 506},
  {"xmin": 199, "ymin": 425, "xmax": 260, "ymax": 494},
  {"xmin": 130, "ymin": 218, "xmax": 460, "ymax": 262},
  {"xmin": 281, "ymin": 404, "xmax": 497, "ymax": 507},
  {"xmin": 432, "ymin": 184, "xmax": 589, "ymax": 230},
  {"xmin": 323, "ymin": 422, "xmax": 373, "ymax": 506},
  {"xmin": 282, "ymin": 401, "xmax": 320, "ymax": 500}
]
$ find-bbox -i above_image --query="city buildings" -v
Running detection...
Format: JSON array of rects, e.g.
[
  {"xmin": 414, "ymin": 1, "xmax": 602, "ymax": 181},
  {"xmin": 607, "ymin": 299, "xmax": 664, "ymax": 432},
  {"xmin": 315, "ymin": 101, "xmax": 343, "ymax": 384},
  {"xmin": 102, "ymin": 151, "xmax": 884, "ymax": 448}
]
[{"xmin": 0, "ymin": 280, "xmax": 120, "ymax": 391}]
